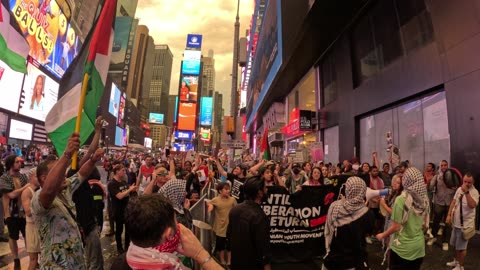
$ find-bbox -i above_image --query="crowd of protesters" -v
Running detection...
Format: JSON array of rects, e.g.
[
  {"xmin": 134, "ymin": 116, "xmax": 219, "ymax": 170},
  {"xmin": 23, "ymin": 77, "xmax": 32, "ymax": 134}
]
[{"xmin": 0, "ymin": 119, "xmax": 476, "ymax": 270}]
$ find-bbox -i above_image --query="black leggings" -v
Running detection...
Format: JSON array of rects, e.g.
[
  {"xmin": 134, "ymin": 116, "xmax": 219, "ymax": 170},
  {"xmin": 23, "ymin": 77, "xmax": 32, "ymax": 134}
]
[{"xmin": 390, "ymin": 250, "xmax": 423, "ymax": 270}]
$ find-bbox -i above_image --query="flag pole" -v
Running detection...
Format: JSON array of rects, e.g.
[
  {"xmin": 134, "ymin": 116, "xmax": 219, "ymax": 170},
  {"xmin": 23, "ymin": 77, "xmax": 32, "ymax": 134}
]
[{"xmin": 72, "ymin": 73, "xmax": 90, "ymax": 170}]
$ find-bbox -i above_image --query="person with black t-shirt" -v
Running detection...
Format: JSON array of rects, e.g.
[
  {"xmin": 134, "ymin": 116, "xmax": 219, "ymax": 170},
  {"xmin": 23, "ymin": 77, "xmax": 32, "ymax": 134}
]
[
  {"xmin": 108, "ymin": 165, "xmax": 138, "ymax": 254},
  {"xmin": 215, "ymin": 158, "xmax": 247, "ymax": 203}
]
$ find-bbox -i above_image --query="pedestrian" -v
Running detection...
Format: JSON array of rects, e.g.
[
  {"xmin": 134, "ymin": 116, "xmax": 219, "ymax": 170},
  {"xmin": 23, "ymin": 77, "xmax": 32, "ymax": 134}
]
[
  {"xmin": 227, "ymin": 176, "xmax": 271, "ymax": 270},
  {"xmin": 445, "ymin": 173, "xmax": 479, "ymax": 270},
  {"xmin": 31, "ymin": 133, "xmax": 103, "ymax": 269},
  {"xmin": 21, "ymin": 168, "xmax": 40, "ymax": 270},
  {"xmin": 323, "ymin": 176, "xmax": 375, "ymax": 269},
  {"xmin": 207, "ymin": 182, "xmax": 237, "ymax": 266},
  {"xmin": 0, "ymin": 154, "xmax": 31, "ymax": 270},
  {"xmin": 376, "ymin": 167, "xmax": 430, "ymax": 270}
]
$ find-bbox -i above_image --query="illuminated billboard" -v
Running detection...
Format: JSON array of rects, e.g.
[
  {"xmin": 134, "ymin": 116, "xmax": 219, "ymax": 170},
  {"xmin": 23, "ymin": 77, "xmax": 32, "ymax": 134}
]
[
  {"xmin": 9, "ymin": 119, "xmax": 32, "ymax": 141},
  {"xmin": 181, "ymin": 50, "xmax": 201, "ymax": 75},
  {"xmin": 186, "ymin": 34, "xmax": 202, "ymax": 49},
  {"xmin": 10, "ymin": 0, "xmax": 82, "ymax": 79},
  {"xmin": 18, "ymin": 62, "xmax": 59, "ymax": 121},
  {"xmin": 149, "ymin": 113, "xmax": 164, "ymax": 124},
  {"xmin": 144, "ymin": 137, "xmax": 152, "ymax": 148},
  {"xmin": 110, "ymin": 16, "xmax": 133, "ymax": 71},
  {"xmin": 0, "ymin": 60, "xmax": 24, "ymax": 113},
  {"xmin": 177, "ymin": 102, "xmax": 197, "ymax": 131},
  {"xmin": 115, "ymin": 126, "xmax": 126, "ymax": 146},
  {"xmin": 108, "ymin": 83, "xmax": 121, "ymax": 118},
  {"xmin": 200, "ymin": 97, "xmax": 213, "ymax": 126},
  {"xmin": 179, "ymin": 75, "xmax": 199, "ymax": 103},
  {"xmin": 117, "ymin": 92, "xmax": 126, "ymax": 127},
  {"xmin": 200, "ymin": 127, "xmax": 211, "ymax": 143},
  {"xmin": 174, "ymin": 131, "xmax": 193, "ymax": 140}
]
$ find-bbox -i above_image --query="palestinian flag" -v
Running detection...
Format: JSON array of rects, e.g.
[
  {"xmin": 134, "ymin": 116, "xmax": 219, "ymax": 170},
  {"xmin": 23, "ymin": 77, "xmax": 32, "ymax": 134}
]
[
  {"xmin": 0, "ymin": 1, "xmax": 28, "ymax": 73},
  {"xmin": 261, "ymin": 127, "xmax": 271, "ymax": 160},
  {"xmin": 45, "ymin": 0, "xmax": 116, "ymax": 155}
]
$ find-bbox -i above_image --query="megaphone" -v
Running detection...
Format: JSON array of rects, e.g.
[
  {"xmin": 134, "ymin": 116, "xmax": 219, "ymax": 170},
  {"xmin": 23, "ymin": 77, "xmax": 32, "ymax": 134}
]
[{"xmin": 366, "ymin": 187, "xmax": 390, "ymax": 201}]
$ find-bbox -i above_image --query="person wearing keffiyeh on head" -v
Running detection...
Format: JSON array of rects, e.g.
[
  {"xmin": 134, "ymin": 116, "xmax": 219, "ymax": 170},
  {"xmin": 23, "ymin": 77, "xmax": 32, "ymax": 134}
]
[
  {"xmin": 159, "ymin": 179, "xmax": 193, "ymax": 230},
  {"xmin": 322, "ymin": 176, "xmax": 375, "ymax": 270},
  {"xmin": 376, "ymin": 167, "xmax": 430, "ymax": 270}
]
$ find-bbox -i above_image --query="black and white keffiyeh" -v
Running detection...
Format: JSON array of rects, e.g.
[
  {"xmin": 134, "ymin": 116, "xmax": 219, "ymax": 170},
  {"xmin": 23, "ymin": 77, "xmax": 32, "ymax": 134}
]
[
  {"xmin": 325, "ymin": 176, "xmax": 369, "ymax": 253},
  {"xmin": 399, "ymin": 167, "xmax": 430, "ymax": 225},
  {"xmin": 159, "ymin": 179, "xmax": 187, "ymax": 214}
]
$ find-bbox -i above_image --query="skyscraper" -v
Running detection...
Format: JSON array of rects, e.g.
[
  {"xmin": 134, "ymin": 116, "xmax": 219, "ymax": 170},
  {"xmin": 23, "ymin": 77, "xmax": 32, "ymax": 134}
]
[
  {"xmin": 139, "ymin": 36, "xmax": 155, "ymax": 121},
  {"xmin": 201, "ymin": 49, "xmax": 215, "ymax": 98},
  {"xmin": 148, "ymin": 45, "xmax": 173, "ymax": 121},
  {"xmin": 126, "ymin": 25, "xmax": 149, "ymax": 105}
]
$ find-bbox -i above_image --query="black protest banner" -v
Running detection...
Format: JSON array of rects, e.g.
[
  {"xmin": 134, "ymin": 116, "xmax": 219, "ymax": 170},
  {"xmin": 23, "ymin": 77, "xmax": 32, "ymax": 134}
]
[{"xmin": 262, "ymin": 175, "xmax": 349, "ymax": 264}]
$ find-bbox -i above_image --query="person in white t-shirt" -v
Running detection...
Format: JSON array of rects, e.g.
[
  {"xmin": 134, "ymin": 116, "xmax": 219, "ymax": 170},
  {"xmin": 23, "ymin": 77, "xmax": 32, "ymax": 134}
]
[{"xmin": 445, "ymin": 173, "xmax": 479, "ymax": 270}]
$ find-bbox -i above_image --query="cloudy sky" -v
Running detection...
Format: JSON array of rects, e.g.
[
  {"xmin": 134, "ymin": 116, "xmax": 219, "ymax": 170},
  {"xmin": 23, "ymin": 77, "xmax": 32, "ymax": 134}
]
[{"xmin": 135, "ymin": 0, "xmax": 254, "ymax": 115}]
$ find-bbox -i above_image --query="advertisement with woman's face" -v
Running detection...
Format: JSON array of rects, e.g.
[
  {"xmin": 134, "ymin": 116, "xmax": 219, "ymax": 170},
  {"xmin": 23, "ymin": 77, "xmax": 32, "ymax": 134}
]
[{"xmin": 18, "ymin": 63, "xmax": 59, "ymax": 121}]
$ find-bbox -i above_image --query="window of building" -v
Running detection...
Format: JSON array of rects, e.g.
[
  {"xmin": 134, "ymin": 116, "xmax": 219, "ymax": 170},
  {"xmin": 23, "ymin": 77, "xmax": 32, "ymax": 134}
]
[
  {"xmin": 352, "ymin": 0, "xmax": 434, "ymax": 86},
  {"xmin": 321, "ymin": 52, "xmax": 337, "ymax": 106},
  {"xmin": 359, "ymin": 91, "xmax": 449, "ymax": 170},
  {"xmin": 323, "ymin": 126, "xmax": 339, "ymax": 164},
  {"xmin": 395, "ymin": 0, "xmax": 434, "ymax": 53}
]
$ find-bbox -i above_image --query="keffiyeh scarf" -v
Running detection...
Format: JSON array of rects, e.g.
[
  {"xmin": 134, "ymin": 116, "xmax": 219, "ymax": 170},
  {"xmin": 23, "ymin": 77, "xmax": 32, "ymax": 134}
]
[
  {"xmin": 126, "ymin": 243, "xmax": 189, "ymax": 270},
  {"xmin": 159, "ymin": 179, "xmax": 187, "ymax": 214},
  {"xmin": 399, "ymin": 167, "xmax": 430, "ymax": 226},
  {"xmin": 325, "ymin": 176, "xmax": 369, "ymax": 253}
]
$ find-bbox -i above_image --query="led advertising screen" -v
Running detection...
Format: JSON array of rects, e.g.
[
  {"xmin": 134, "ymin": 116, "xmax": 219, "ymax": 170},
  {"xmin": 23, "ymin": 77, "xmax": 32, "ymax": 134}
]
[
  {"xmin": 18, "ymin": 62, "xmax": 59, "ymax": 121},
  {"xmin": 177, "ymin": 102, "xmax": 197, "ymax": 131},
  {"xmin": 149, "ymin": 113, "xmax": 164, "ymax": 124},
  {"xmin": 181, "ymin": 50, "xmax": 201, "ymax": 75},
  {"xmin": 10, "ymin": 0, "xmax": 82, "ymax": 79},
  {"xmin": 110, "ymin": 16, "xmax": 133, "ymax": 71},
  {"xmin": 200, "ymin": 127, "xmax": 211, "ymax": 142},
  {"xmin": 173, "ymin": 142, "xmax": 193, "ymax": 152},
  {"xmin": 179, "ymin": 75, "xmax": 199, "ymax": 103},
  {"xmin": 115, "ymin": 126, "xmax": 126, "ymax": 146},
  {"xmin": 186, "ymin": 34, "xmax": 203, "ymax": 49},
  {"xmin": 144, "ymin": 137, "xmax": 152, "ymax": 148},
  {"xmin": 174, "ymin": 131, "xmax": 193, "ymax": 140},
  {"xmin": 109, "ymin": 83, "xmax": 121, "ymax": 118},
  {"xmin": 200, "ymin": 97, "xmax": 213, "ymax": 126},
  {"xmin": 9, "ymin": 119, "xmax": 33, "ymax": 141},
  {"xmin": 117, "ymin": 92, "xmax": 126, "ymax": 127},
  {"xmin": 174, "ymin": 96, "xmax": 178, "ymax": 123},
  {"xmin": 0, "ymin": 60, "xmax": 24, "ymax": 113}
]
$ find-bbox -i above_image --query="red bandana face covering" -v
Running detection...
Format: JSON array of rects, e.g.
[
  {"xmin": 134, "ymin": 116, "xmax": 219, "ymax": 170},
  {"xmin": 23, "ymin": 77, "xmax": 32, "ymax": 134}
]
[{"xmin": 155, "ymin": 223, "xmax": 181, "ymax": 253}]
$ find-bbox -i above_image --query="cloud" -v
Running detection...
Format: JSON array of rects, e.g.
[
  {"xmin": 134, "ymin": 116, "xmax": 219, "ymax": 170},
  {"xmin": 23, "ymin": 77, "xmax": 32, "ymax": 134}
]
[{"xmin": 136, "ymin": 0, "xmax": 253, "ymax": 115}]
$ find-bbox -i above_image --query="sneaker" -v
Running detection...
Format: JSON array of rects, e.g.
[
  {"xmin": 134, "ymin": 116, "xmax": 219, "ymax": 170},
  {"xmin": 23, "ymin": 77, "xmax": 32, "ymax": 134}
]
[
  {"xmin": 427, "ymin": 237, "xmax": 437, "ymax": 246},
  {"xmin": 438, "ymin": 227, "xmax": 444, "ymax": 236},
  {"xmin": 426, "ymin": 228, "xmax": 434, "ymax": 239},
  {"xmin": 443, "ymin": 242, "xmax": 449, "ymax": 251},
  {"xmin": 365, "ymin": 236, "xmax": 373, "ymax": 244},
  {"xmin": 452, "ymin": 265, "xmax": 464, "ymax": 270},
  {"xmin": 446, "ymin": 259, "xmax": 459, "ymax": 267}
]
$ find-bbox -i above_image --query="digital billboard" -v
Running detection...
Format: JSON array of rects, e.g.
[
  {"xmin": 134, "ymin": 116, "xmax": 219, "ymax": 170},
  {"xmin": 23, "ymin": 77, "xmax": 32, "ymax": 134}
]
[
  {"xmin": 0, "ymin": 60, "xmax": 24, "ymax": 113},
  {"xmin": 117, "ymin": 92, "xmax": 126, "ymax": 127},
  {"xmin": 110, "ymin": 16, "xmax": 133, "ymax": 71},
  {"xmin": 149, "ymin": 113, "xmax": 164, "ymax": 124},
  {"xmin": 18, "ymin": 62, "xmax": 59, "ymax": 121},
  {"xmin": 200, "ymin": 97, "xmax": 213, "ymax": 126},
  {"xmin": 108, "ymin": 83, "xmax": 121, "ymax": 118},
  {"xmin": 177, "ymin": 102, "xmax": 197, "ymax": 131},
  {"xmin": 173, "ymin": 142, "xmax": 193, "ymax": 152},
  {"xmin": 9, "ymin": 119, "xmax": 32, "ymax": 141},
  {"xmin": 174, "ymin": 131, "xmax": 193, "ymax": 140},
  {"xmin": 115, "ymin": 126, "xmax": 125, "ymax": 146},
  {"xmin": 10, "ymin": 0, "xmax": 82, "ymax": 79},
  {"xmin": 173, "ymin": 96, "xmax": 178, "ymax": 123},
  {"xmin": 200, "ymin": 127, "xmax": 211, "ymax": 143},
  {"xmin": 179, "ymin": 75, "xmax": 198, "ymax": 103},
  {"xmin": 181, "ymin": 50, "xmax": 201, "ymax": 75},
  {"xmin": 186, "ymin": 34, "xmax": 202, "ymax": 49},
  {"xmin": 144, "ymin": 137, "xmax": 152, "ymax": 148}
]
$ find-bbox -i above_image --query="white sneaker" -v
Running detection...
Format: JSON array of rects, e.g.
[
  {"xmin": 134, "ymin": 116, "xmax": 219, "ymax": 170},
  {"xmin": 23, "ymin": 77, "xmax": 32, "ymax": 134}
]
[
  {"xmin": 365, "ymin": 236, "xmax": 373, "ymax": 244},
  {"xmin": 446, "ymin": 259, "xmax": 459, "ymax": 267},
  {"xmin": 438, "ymin": 227, "xmax": 444, "ymax": 236},
  {"xmin": 443, "ymin": 242, "xmax": 449, "ymax": 251},
  {"xmin": 427, "ymin": 237, "xmax": 437, "ymax": 246},
  {"xmin": 452, "ymin": 265, "xmax": 464, "ymax": 270},
  {"xmin": 426, "ymin": 228, "xmax": 434, "ymax": 239}
]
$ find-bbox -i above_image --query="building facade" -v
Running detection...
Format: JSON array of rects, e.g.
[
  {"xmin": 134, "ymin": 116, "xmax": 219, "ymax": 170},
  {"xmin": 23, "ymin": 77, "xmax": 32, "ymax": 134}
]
[
  {"xmin": 147, "ymin": 45, "xmax": 173, "ymax": 122},
  {"xmin": 201, "ymin": 50, "xmax": 215, "ymax": 98},
  {"xmin": 246, "ymin": 0, "xmax": 480, "ymax": 179}
]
